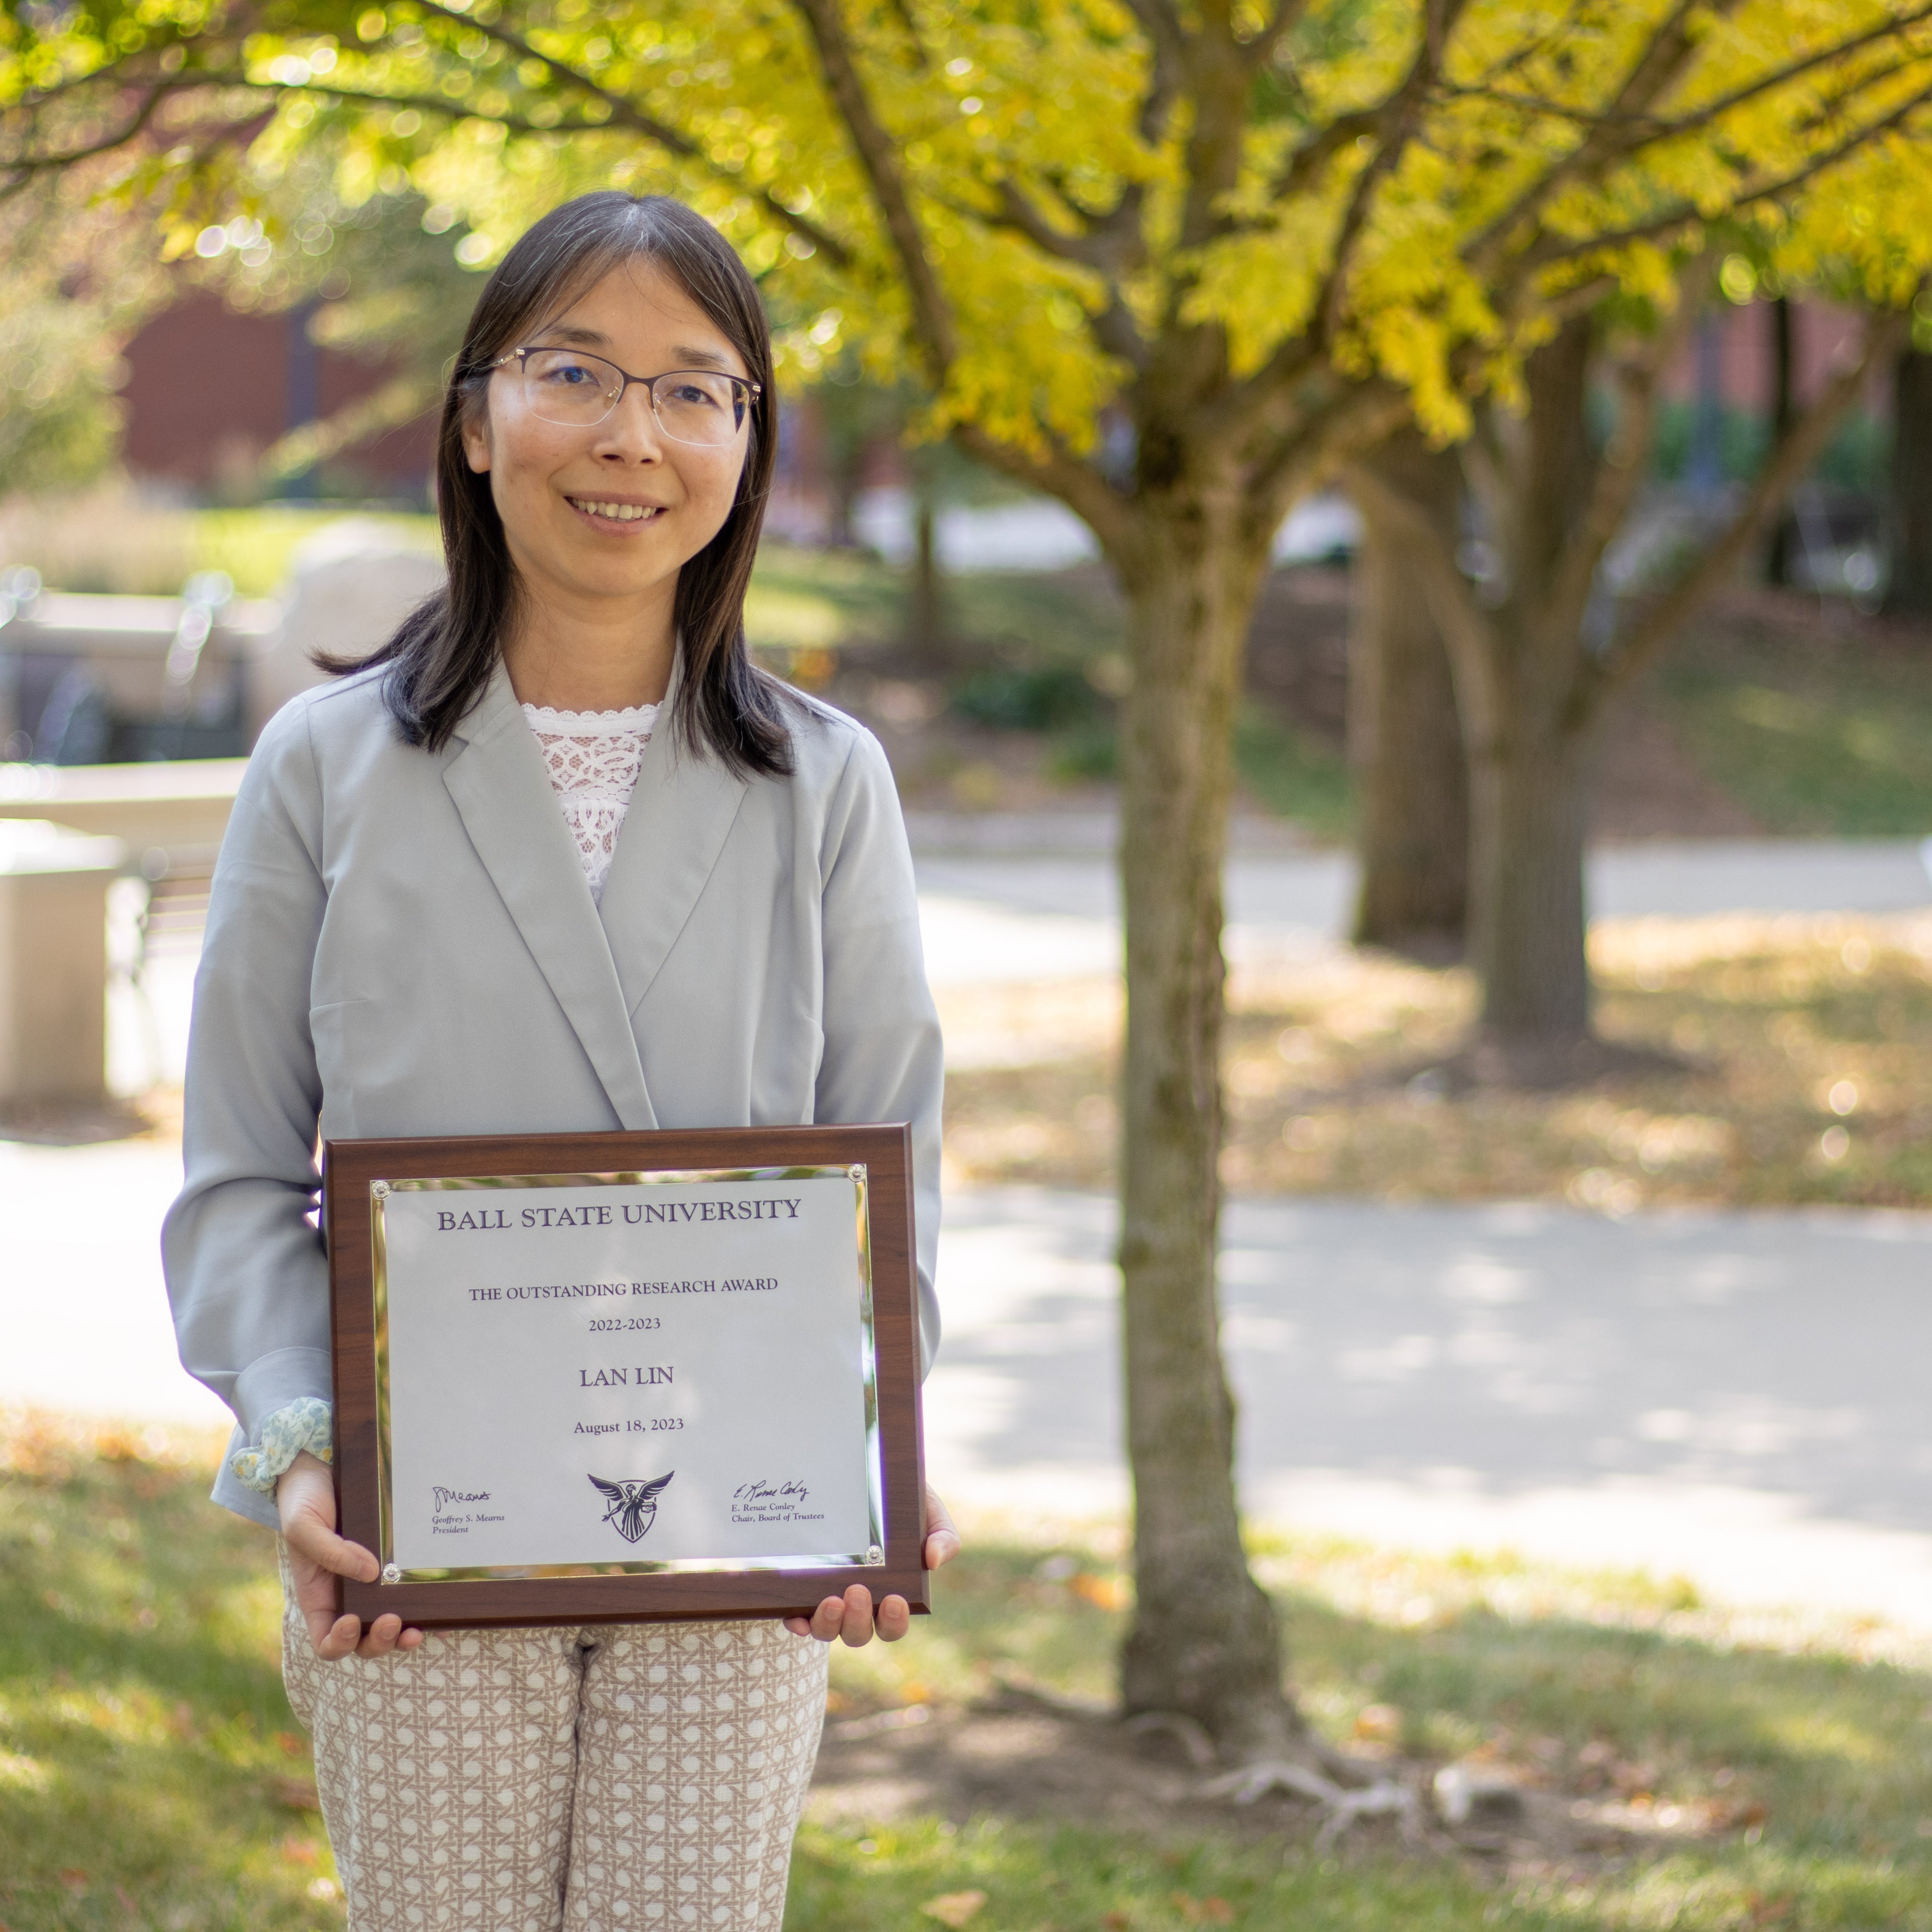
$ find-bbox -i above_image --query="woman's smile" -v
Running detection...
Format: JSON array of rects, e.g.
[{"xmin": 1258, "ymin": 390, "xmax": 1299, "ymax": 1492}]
[{"xmin": 564, "ymin": 492, "xmax": 669, "ymax": 530}]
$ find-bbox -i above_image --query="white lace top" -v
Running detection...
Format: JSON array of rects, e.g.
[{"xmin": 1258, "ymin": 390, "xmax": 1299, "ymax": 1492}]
[{"xmin": 523, "ymin": 701, "xmax": 660, "ymax": 902}]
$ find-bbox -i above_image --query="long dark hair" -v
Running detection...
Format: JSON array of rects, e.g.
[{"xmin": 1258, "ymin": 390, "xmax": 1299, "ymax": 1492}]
[{"xmin": 333, "ymin": 192, "xmax": 792, "ymax": 776}]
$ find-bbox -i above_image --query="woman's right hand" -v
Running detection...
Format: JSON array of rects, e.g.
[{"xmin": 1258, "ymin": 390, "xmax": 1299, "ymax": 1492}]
[{"xmin": 278, "ymin": 1450, "xmax": 425, "ymax": 1660}]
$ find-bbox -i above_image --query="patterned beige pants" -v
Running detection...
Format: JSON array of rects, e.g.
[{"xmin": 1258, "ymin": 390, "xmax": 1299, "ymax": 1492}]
[{"xmin": 281, "ymin": 1572, "xmax": 830, "ymax": 1931}]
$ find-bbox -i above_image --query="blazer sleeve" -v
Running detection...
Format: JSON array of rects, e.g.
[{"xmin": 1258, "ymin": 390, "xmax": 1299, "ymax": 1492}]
[
  {"xmin": 813, "ymin": 727, "xmax": 945, "ymax": 1373},
  {"xmin": 160, "ymin": 700, "xmax": 332, "ymax": 1528}
]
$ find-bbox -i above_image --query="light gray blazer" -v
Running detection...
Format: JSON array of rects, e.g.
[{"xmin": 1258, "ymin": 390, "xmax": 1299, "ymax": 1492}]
[{"xmin": 163, "ymin": 655, "xmax": 944, "ymax": 1528}]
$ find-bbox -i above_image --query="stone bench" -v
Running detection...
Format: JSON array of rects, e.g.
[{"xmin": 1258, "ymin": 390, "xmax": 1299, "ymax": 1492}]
[
  {"xmin": 0, "ymin": 819, "xmax": 126, "ymax": 1106},
  {"xmin": 0, "ymin": 755, "xmax": 245, "ymax": 858},
  {"xmin": 0, "ymin": 764, "xmax": 249, "ymax": 1107}
]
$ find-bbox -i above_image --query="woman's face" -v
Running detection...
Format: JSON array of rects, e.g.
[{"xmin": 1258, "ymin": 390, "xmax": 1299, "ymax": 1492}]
[{"xmin": 461, "ymin": 257, "xmax": 753, "ymax": 617}]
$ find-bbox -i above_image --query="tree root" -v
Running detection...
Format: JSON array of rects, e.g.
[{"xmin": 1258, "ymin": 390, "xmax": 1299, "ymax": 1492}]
[
  {"xmin": 1197, "ymin": 1757, "xmax": 1424, "ymax": 1849},
  {"xmin": 1125, "ymin": 1707, "xmax": 1428, "ymax": 1848}
]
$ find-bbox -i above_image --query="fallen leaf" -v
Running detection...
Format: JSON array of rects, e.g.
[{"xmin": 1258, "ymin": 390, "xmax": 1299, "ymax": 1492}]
[
  {"xmin": 1070, "ymin": 1573, "xmax": 1129, "ymax": 1610},
  {"xmin": 1101, "ymin": 1915, "xmax": 1132, "ymax": 1932},
  {"xmin": 921, "ymin": 1892, "xmax": 987, "ymax": 1929},
  {"xmin": 1174, "ymin": 1895, "xmax": 1234, "ymax": 1924},
  {"xmin": 1351, "ymin": 1704, "xmax": 1402, "ymax": 1744}
]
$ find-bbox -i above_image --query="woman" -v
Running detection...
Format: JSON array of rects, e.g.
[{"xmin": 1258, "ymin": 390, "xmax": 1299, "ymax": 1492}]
[{"xmin": 163, "ymin": 190, "xmax": 954, "ymax": 1929}]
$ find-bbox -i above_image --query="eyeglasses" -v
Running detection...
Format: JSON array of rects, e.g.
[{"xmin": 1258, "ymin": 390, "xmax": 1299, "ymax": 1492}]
[{"xmin": 486, "ymin": 346, "xmax": 760, "ymax": 447}]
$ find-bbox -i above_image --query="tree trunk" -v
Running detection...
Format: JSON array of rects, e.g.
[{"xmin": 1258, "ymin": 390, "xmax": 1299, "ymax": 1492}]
[
  {"xmin": 1459, "ymin": 317, "xmax": 1599, "ymax": 1077},
  {"xmin": 909, "ymin": 474, "xmax": 943, "ymax": 657},
  {"xmin": 1345, "ymin": 432, "xmax": 1469, "ymax": 958},
  {"xmin": 1466, "ymin": 708, "xmax": 1593, "ymax": 1076},
  {"xmin": 1886, "ymin": 348, "xmax": 1932, "ymax": 618},
  {"xmin": 1114, "ymin": 500, "xmax": 1292, "ymax": 1757},
  {"xmin": 1766, "ymin": 298, "xmax": 1799, "ymax": 586}
]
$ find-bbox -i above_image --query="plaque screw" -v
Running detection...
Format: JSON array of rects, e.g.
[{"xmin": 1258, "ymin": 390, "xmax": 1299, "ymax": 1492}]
[
  {"xmin": 867, "ymin": 1545, "xmax": 883, "ymax": 1565},
  {"xmin": 371, "ymin": 1180, "xmax": 391, "ymax": 1200},
  {"xmin": 849, "ymin": 1165, "xmax": 866, "ymax": 1182},
  {"xmin": 381, "ymin": 1564, "xmax": 402, "ymax": 1584}
]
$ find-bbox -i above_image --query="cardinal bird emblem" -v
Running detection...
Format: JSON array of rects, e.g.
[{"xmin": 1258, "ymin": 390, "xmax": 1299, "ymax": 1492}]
[{"xmin": 588, "ymin": 1470, "xmax": 675, "ymax": 1544}]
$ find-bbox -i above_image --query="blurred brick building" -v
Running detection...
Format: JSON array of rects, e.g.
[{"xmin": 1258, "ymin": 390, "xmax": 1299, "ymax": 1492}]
[
  {"xmin": 1661, "ymin": 298, "xmax": 1882, "ymax": 412},
  {"xmin": 118, "ymin": 292, "xmax": 435, "ymax": 500}
]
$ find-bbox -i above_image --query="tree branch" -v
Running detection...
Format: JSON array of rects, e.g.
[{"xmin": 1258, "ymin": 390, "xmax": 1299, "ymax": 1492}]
[
  {"xmin": 1117, "ymin": 0, "xmax": 1187, "ymax": 142},
  {"xmin": 1342, "ymin": 452, "xmax": 1504, "ymax": 756},
  {"xmin": 408, "ymin": 0, "xmax": 853, "ymax": 268},
  {"xmin": 286, "ymin": 81, "xmax": 620, "ymax": 135},
  {"xmin": 1447, "ymin": 408, "xmax": 1503, "ymax": 554},
  {"xmin": 1, "ymin": 15, "xmax": 858, "ymax": 266},
  {"xmin": 959, "ymin": 179, "xmax": 1148, "ymax": 368},
  {"xmin": 1450, "ymin": 3, "xmax": 1932, "ymax": 143},
  {"xmin": 1241, "ymin": 373, "xmax": 1403, "ymax": 532},
  {"xmin": 1243, "ymin": 0, "xmax": 1310, "ymax": 73},
  {"xmin": 1528, "ymin": 74, "xmax": 1932, "ymax": 275},
  {"xmin": 1541, "ymin": 272, "xmax": 1703, "ymax": 650},
  {"xmin": 1461, "ymin": 0, "xmax": 1714, "ymax": 275},
  {"xmin": 1465, "ymin": 0, "xmax": 1593, "ymax": 92},
  {"xmin": 951, "ymin": 420, "xmax": 1134, "ymax": 558},
  {"xmin": 1577, "ymin": 307, "xmax": 1909, "ymax": 721},
  {"xmin": 1267, "ymin": 106, "xmax": 1384, "ymax": 204},
  {"xmin": 884, "ymin": 0, "xmax": 933, "ymax": 69},
  {"xmin": 0, "ymin": 87, "xmax": 268, "ymax": 199},
  {"xmin": 789, "ymin": 0, "xmax": 957, "ymax": 380},
  {"xmin": 983, "ymin": 178, "xmax": 1109, "ymax": 270},
  {"xmin": 0, "ymin": 83, "xmax": 173, "ymax": 179},
  {"xmin": 1310, "ymin": 0, "xmax": 1470, "ymax": 345},
  {"xmin": 1080, "ymin": 296, "xmax": 1153, "ymax": 374}
]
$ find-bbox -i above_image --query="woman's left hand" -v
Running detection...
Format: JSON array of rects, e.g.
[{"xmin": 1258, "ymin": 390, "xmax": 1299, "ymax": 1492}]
[{"xmin": 785, "ymin": 1484, "xmax": 959, "ymax": 1644}]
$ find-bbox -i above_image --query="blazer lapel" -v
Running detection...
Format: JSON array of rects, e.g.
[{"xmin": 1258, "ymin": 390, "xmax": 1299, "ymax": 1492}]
[
  {"xmin": 597, "ymin": 653, "xmax": 751, "ymax": 1020},
  {"xmin": 441, "ymin": 662, "xmax": 658, "ymax": 1129}
]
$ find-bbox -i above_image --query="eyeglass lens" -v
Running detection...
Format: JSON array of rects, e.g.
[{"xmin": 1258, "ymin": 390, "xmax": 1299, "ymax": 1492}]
[{"xmin": 518, "ymin": 349, "xmax": 747, "ymax": 446}]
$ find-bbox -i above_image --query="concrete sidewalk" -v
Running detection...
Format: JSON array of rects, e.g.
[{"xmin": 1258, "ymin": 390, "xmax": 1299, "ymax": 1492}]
[
  {"xmin": 924, "ymin": 1191, "xmax": 1932, "ymax": 1632},
  {"xmin": 1, "ymin": 1137, "xmax": 221, "ymax": 1427},
  {"xmin": 914, "ymin": 837, "xmax": 1932, "ymax": 983},
  {"xmin": 8, "ymin": 1138, "xmax": 1928, "ymax": 1633}
]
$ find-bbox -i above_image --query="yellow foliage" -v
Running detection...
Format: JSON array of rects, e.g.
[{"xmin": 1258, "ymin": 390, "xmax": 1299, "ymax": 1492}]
[{"xmin": 8, "ymin": 0, "xmax": 1932, "ymax": 495}]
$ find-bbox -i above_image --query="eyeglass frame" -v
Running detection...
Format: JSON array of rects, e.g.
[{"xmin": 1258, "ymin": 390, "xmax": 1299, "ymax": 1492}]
[{"xmin": 483, "ymin": 345, "xmax": 762, "ymax": 441}]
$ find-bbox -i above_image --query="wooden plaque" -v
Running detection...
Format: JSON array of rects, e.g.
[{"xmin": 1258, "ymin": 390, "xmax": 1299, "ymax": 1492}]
[{"xmin": 325, "ymin": 1124, "xmax": 927, "ymax": 1629}]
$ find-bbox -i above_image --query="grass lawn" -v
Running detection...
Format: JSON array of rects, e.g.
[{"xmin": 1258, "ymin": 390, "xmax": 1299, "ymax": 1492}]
[
  {"xmin": 189, "ymin": 509, "xmax": 438, "ymax": 599},
  {"xmin": 940, "ymin": 913, "xmax": 1932, "ymax": 1209},
  {"xmin": 1655, "ymin": 596, "xmax": 1932, "ymax": 838},
  {"xmin": 6, "ymin": 1411, "xmax": 1930, "ymax": 1931},
  {"xmin": 0, "ymin": 1413, "xmax": 338, "ymax": 1930}
]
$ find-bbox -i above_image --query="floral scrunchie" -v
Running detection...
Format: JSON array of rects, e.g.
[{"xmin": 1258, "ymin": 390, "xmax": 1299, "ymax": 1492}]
[{"xmin": 230, "ymin": 1397, "xmax": 333, "ymax": 1496}]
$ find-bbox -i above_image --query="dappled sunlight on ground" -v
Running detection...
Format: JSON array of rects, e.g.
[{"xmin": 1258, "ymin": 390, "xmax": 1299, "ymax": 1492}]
[{"xmin": 940, "ymin": 913, "xmax": 1932, "ymax": 1211}]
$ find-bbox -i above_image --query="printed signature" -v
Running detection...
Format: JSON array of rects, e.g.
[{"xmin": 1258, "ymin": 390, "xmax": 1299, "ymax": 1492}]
[{"xmin": 733, "ymin": 1478, "xmax": 811, "ymax": 1506}]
